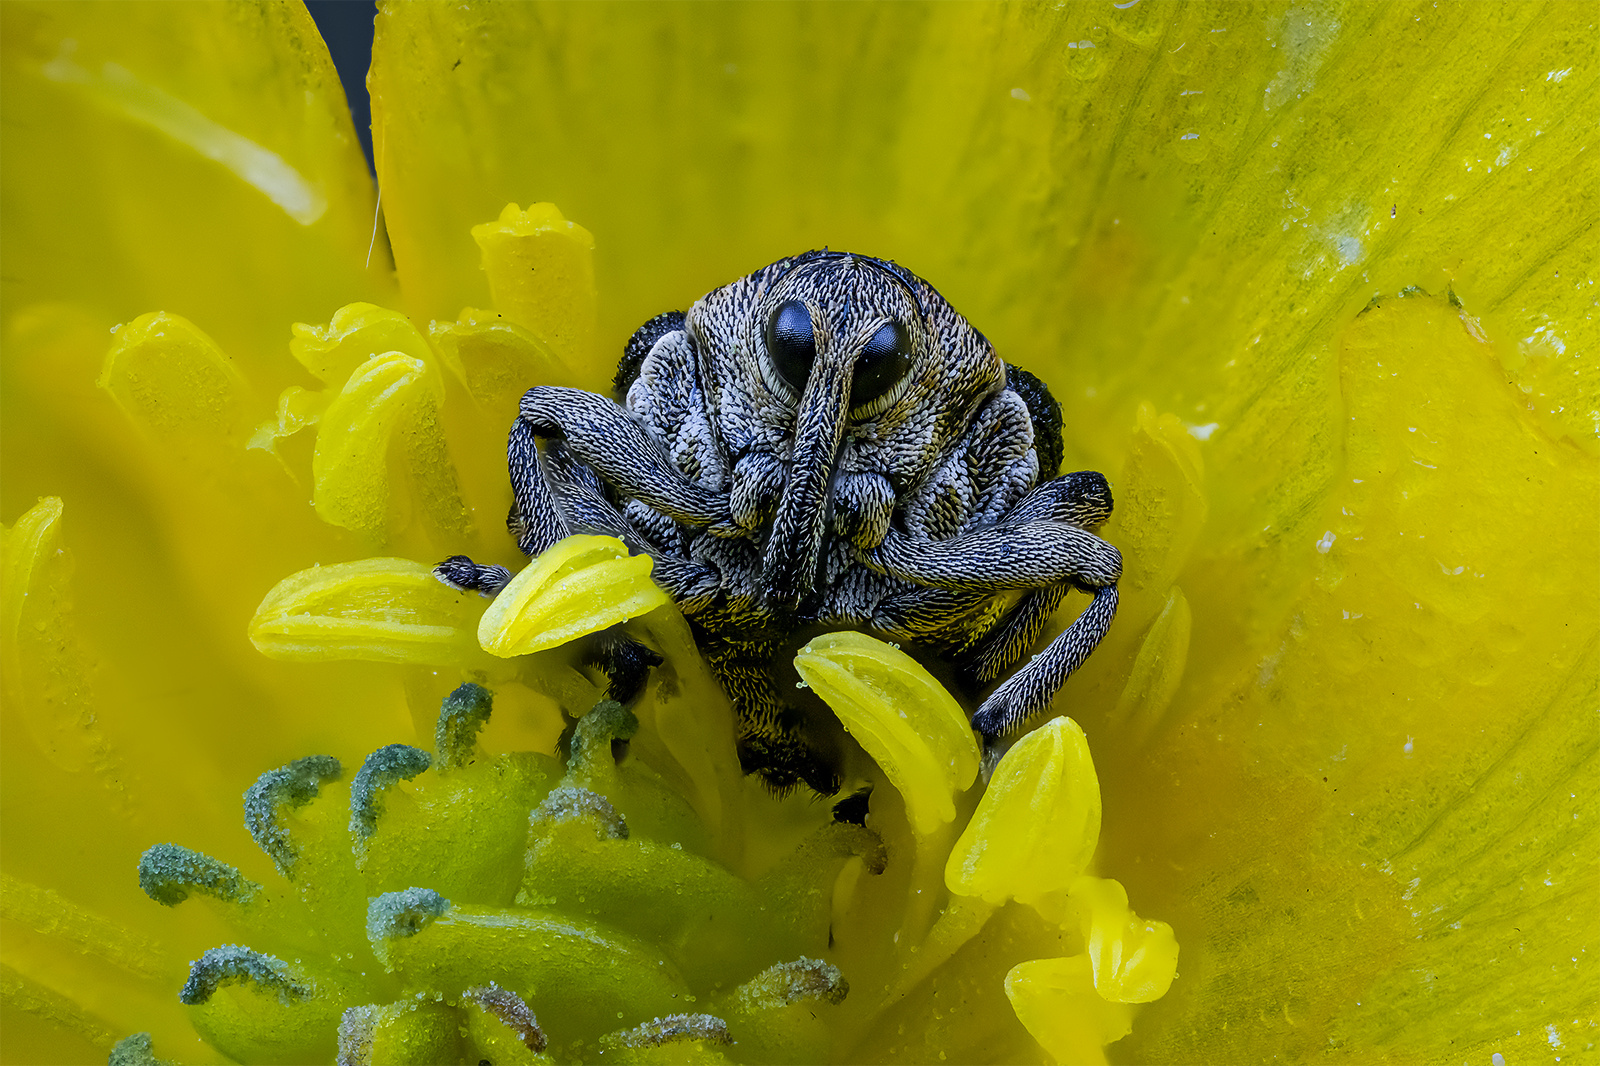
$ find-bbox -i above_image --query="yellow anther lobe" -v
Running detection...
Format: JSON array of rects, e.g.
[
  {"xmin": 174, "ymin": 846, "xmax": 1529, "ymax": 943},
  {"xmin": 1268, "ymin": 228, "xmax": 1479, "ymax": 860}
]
[
  {"xmin": 478, "ymin": 536, "xmax": 668, "ymax": 658},
  {"xmin": 100, "ymin": 312, "xmax": 252, "ymax": 444},
  {"xmin": 250, "ymin": 557, "xmax": 487, "ymax": 666},
  {"xmin": 1071, "ymin": 875, "xmax": 1179, "ymax": 1004},
  {"xmin": 793, "ymin": 632, "xmax": 979, "ymax": 836},
  {"xmin": 1004, "ymin": 954, "xmax": 1132, "ymax": 1066},
  {"xmin": 946, "ymin": 716, "xmax": 1101, "ymax": 906}
]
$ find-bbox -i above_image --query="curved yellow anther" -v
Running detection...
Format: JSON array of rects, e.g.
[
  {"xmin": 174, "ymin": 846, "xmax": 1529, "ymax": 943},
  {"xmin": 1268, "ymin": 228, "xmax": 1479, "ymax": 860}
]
[
  {"xmin": 793, "ymin": 632, "xmax": 979, "ymax": 836},
  {"xmin": 478, "ymin": 536, "xmax": 668, "ymax": 658},
  {"xmin": 249, "ymin": 557, "xmax": 487, "ymax": 666},
  {"xmin": 290, "ymin": 302, "xmax": 434, "ymax": 387},
  {"xmin": 312, "ymin": 351, "xmax": 466, "ymax": 539},
  {"xmin": 472, "ymin": 203, "xmax": 597, "ymax": 374},
  {"xmin": 946, "ymin": 716, "xmax": 1100, "ymax": 907}
]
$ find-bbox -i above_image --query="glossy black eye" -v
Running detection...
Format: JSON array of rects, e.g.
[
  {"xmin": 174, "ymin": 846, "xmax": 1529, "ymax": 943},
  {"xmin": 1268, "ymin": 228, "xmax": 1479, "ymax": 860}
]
[
  {"xmin": 765, "ymin": 300, "xmax": 816, "ymax": 392},
  {"xmin": 852, "ymin": 320, "xmax": 912, "ymax": 407}
]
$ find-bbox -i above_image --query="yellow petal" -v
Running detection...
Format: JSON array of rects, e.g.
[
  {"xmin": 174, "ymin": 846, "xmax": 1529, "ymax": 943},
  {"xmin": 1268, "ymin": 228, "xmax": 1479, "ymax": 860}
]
[
  {"xmin": 1105, "ymin": 585, "xmax": 1191, "ymax": 746},
  {"xmin": 947, "ymin": 716, "xmax": 1100, "ymax": 907},
  {"xmin": 1102, "ymin": 405, "xmax": 1206, "ymax": 634},
  {"xmin": 793, "ymin": 631, "xmax": 979, "ymax": 837},
  {"xmin": 1004, "ymin": 954, "xmax": 1132, "ymax": 1066},
  {"xmin": 471, "ymin": 203, "xmax": 598, "ymax": 379},
  {"xmin": 249, "ymin": 557, "xmax": 487, "ymax": 667},
  {"xmin": 4, "ymin": 0, "xmax": 392, "ymax": 364},
  {"xmin": 478, "ymin": 535, "xmax": 668, "ymax": 657}
]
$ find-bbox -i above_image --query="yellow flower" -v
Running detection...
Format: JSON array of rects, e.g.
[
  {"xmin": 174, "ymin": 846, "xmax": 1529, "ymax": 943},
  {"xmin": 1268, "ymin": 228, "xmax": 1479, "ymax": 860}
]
[{"xmin": 2, "ymin": 2, "xmax": 1594, "ymax": 1063}]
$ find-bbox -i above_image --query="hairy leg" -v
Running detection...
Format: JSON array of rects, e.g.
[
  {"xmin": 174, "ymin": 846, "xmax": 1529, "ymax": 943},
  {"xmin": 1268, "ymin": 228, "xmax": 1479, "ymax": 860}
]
[{"xmin": 970, "ymin": 585, "xmax": 1118, "ymax": 738}]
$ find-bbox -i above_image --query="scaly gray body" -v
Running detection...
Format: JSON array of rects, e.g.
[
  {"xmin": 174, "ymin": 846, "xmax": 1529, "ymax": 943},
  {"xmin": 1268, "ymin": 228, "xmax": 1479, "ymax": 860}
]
[{"xmin": 438, "ymin": 251, "xmax": 1120, "ymax": 795}]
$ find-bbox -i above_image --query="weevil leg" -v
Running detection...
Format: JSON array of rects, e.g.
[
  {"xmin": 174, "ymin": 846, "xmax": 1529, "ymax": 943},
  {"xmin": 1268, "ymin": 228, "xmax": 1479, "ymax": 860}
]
[
  {"xmin": 585, "ymin": 628, "xmax": 664, "ymax": 704},
  {"xmin": 970, "ymin": 584, "xmax": 1119, "ymax": 739},
  {"xmin": 506, "ymin": 415, "xmax": 570, "ymax": 557},
  {"xmin": 433, "ymin": 555, "xmax": 513, "ymax": 595},
  {"xmin": 867, "ymin": 520, "xmax": 1122, "ymax": 594},
  {"xmin": 518, "ymin": 387, "xmax": 736, "ymax": 534},
  {"xmin": 955, "ymin": 584, "xmax": 1068, "ymax": 686},
  {"xmin": 1008, "ymin": 470, "xmax": 1114, "ymax": 530},
  {"xmin": 933, "ymin": 468, "xmax": 1111, "ymax": 686}
]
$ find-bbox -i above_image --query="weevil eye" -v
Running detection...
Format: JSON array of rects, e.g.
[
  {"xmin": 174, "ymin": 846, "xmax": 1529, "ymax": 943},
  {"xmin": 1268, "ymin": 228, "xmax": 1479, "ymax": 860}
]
[
  {"xmin": 852, "ymin": 320, "xmax": 912, "ymax": 407},
  {"xmin": 765, "ymin": 300, "xmax": 816, "ymax": 392}
]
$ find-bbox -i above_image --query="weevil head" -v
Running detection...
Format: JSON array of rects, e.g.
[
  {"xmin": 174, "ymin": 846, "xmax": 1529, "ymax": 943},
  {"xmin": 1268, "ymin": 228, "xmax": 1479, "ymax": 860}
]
[{"xmin": 689, "ymin": 252, "xmax": 1006, "ymax": 613}]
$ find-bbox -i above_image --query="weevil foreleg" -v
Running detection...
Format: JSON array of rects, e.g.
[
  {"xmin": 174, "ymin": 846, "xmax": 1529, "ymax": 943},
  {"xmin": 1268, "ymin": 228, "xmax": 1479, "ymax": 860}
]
[
  {"xmin": 970, "ymin": 584, "xmax": 1118, "ymax": 739},
  {"xmin": 517, "ymin": 387, "xmax": 736, "ymax": 534}
]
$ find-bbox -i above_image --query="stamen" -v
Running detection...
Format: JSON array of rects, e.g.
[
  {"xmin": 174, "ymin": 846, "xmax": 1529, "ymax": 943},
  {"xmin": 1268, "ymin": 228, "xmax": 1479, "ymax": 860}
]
[
  {"xmin": 471, "ymin": 203, "xmax": 597, "ymax": 373},
  {"xmin": 289, "ymin": 303, "xmax": 433, "ymax": 387},
  {"xmin": 946, "ymin": 716, "xmax": 1101, "ymax": 908},
  {"xmin": 138, "ymin": 844, "xmax": 259, "ymax": 906},
  {"xmin": 249, "ymin": 559, "xmax": 488, "ymax": 667},
  {"xmin": 178, "ymin": 945, "xmax": 311, "ymax": 1006},
  {"xmin": 730, "ymin": 957, "xmax": 849, "ymax": 1010},
  {"xmin": 242, "ymin": 755, "xmax": 341, "ymax": 878},
  {"xmin": 434, "ymin": 682, "xmax": 494, "ymax": 772},
  {"xmin": 605, "ymin": 1013, "xmax": 732, "ymax": 1048},
  {"xmin": 461, "ymin": 983, "xmax": 547, "ymax": 1053},
  {"xmin": 476, "ymin": 535, "xmax": 668, "ymax": 658},
  {"xmin": 531, "ymin": 785, "xmax": 629, "ymax": 840},
  {"xmin": 348, "ymin": 745, "xmax": 431, "ymax": 843},
  {"xmin": 1003, "ymin": 954, "xmax": 1132, "ymax": 1064},
  {"xmin": 1070, "ymin": 876, "xmax": 1179, "ymax": 1003},
  {"xmin": 794, "ymin": 632, "xmax": 979, "ymax": 837}
]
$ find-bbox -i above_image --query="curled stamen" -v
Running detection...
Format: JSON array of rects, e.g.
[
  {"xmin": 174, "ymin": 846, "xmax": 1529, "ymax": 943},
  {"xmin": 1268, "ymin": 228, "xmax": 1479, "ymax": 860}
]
[
  {"xmin": 178, "ymin": 944, "xmax": 311, "ymax": 1006},
  {"xmin": 434, "ymin": 682, "xmax": 494, "ymax": 772},
  {"xmin": 605, "ymin": 1013, "xmax": 732, "ymax": 1048},
  {"xmin": 138, "ymin": 844, "xmax": 259, "ymax": 906},
  {"xmin": 348, "ymin": 745, "xmax": 431, "ymax": 842},
  {"xmin": 242, "ymin": 755, "xmax": 341, "ymax": 878}
]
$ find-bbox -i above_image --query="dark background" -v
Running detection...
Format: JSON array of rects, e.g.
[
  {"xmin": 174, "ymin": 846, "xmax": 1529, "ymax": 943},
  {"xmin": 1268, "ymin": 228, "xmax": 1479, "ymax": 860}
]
[{"xmin": 306, "ymin": 1, "xmax": 378, "ymax": 173}]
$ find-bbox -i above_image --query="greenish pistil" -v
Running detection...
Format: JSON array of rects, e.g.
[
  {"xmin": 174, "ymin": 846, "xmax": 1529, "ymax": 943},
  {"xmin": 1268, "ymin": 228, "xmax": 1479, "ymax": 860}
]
[
  {"xmin": 463, "ymin": 983, "xmax": 547, "ymax": 1052},
  {"xmin": 178, "ymin": 944, "xmax": 310, "ymax": 1006},
  {"xmin": 568, "ymin": 698, "xmax": 637, "ymax": 769},
  {"xmin": 108, "ymin": 1032, "xmax": 167, "ymax": 1066},
  {"xmin": 243, "ymin": 754, "xmax": 341, "ymax": 877},
  {"xmin": 138, "ymin": 843, "xmax": 259, "ymax": 906},
  {"xmin": 348, "ymin": 744, "xmax": 431, "ymax": 841}
]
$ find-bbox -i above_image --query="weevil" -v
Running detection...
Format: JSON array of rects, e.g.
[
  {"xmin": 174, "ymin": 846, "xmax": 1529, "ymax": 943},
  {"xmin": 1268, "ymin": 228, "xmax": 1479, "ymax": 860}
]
[{"xmin": 437, "ymin": 251, "xmax": 1120, "ymax": 795}]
